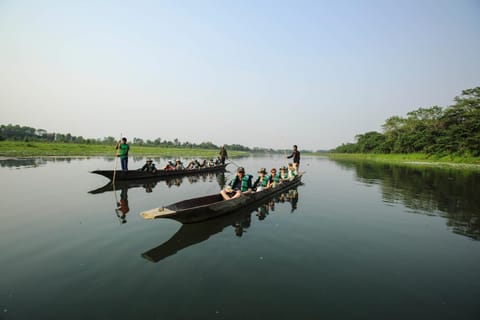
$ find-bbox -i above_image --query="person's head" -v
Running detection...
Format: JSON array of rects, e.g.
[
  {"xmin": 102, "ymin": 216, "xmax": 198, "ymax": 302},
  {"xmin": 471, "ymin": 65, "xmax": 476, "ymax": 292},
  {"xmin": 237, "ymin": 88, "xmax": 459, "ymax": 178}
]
[
  {"xmin": 258, "ymin": 168, "xmax": 266, "ymax": 175},
  {"xmin": 280, "ymin": 166, "xmax": 286, "ymax": 172},
  {"xmin": 147, "ymin": 158, "xmax": 152, "ymax": 163},
  {"xmin": 293, "ymin": 145, "xmax": 297, "ymax": 150},
  {"xmin": 237, "ymin": 166, "xmax": 245, "ymax": 176},
  {"xmin": 270, "ymin": 168, "xmax": 277, "ymax": 175},
  {"xmin": 122, "ymin": 137, "xmax": 127, "ymax": 143},
  {"xmin": 288, "ymin": 163, "xmax": 293, "ymax": 168}
]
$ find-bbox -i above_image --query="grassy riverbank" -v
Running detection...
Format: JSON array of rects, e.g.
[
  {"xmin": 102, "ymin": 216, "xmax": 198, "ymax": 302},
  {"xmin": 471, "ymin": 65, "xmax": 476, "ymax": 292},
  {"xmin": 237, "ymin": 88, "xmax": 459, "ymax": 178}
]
[
  {"xmin": 327, "ymin": 152, "xmax": 480, "ymax": 169},
  {"xmin": 0, "ymin": 141, "xmax": 248, "ymax": 158}
]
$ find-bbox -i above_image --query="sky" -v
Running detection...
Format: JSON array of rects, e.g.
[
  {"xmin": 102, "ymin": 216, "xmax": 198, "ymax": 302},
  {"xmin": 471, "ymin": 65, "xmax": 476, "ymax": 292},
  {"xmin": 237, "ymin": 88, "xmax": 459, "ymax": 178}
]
[{"xmin": 1, "ymin": 0, "xmax": 479, "ymax": 151}]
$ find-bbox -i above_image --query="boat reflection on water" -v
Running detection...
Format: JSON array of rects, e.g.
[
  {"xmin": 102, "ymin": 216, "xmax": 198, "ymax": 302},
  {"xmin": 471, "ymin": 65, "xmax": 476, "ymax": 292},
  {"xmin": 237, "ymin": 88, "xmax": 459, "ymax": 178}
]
[
  {"xmin": 88, "ymin": 172, "xmax": 226, "ymax": 195},
  {"xmin": 141, "ymin": 186, "xmax": 301, "ymax": 263},
  {"xmin": 254, "ymin": 188, "xmax": 299, "ymax": 221}
]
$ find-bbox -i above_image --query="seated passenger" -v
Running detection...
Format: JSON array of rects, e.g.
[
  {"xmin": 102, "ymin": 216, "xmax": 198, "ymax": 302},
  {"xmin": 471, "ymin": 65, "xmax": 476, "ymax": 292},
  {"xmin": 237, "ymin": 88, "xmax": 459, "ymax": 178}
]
[
  {"xmin": 207, "ymin": 158, "xmax": 216, "ymax": 167},
  {"xmin": 186, "ymin": 159, "xmax": 201, "ymax": 170},
  {"xmin": 175, "ymin": 159, "xmax": 184, "ymax": 170},
  {"xmin": 279, "ymin": 166, "xmax": 289, "ymax": 181},
  {"xmin": 253, "ymin": 167, "xmax": 269, "ymax": 191},
  {"xmin": 139, "ymin": 158, "xmax": 157, "ymax": 172},
  {"xmin": 220, "ymin": 166, "xmax": 253, "ymax": 200},
  {"xmin": 267, "ymin": 168, "xmax": 280, "ymax": 188},
  {"xmin": 163, "ymin": 160, "xmax": 176, "ymax": 170},
  {"xmin": 287, "ymin": 163, "xmax": 297, "ymax": 179}
]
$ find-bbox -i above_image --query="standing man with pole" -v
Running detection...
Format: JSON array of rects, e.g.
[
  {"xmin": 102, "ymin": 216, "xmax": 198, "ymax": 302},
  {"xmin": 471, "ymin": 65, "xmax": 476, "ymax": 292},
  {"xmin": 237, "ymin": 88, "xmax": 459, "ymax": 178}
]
[
  {"xmin": 286, "ymin": 144, "xmax": 300, "ymax": 173},
  {"xmin": 219, "ymin": 145, "xmax": 228, "ymax": 165},
  {"xmin": 116, "ymin": 137, "xmax": 130, "ymax": 173}
]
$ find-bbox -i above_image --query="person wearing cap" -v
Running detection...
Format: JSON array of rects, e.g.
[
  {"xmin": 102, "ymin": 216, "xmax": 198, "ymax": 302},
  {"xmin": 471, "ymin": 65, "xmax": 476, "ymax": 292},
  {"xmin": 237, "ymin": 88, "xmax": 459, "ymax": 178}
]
[
  {"xmin": 253, "ymin": 167, "xmax": 270, "ymax": 192},
  {"xmin": 139, "ymin": 158, "xmax": 157, "ymax": 172},
  {"xmin": 220, "ymin": 166, "xmax": 253, "ymax": 200},
  {"xmin": 279, "ymin": 166, "xmax": 289, "ymax": 181}
]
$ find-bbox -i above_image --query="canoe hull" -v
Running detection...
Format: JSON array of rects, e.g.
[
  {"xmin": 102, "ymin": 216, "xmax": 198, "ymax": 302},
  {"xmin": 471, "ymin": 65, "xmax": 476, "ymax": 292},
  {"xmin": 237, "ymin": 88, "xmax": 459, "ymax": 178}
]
[{"xmin": 91, "ymin": 163, "xmax": 227, "ymax": 181}]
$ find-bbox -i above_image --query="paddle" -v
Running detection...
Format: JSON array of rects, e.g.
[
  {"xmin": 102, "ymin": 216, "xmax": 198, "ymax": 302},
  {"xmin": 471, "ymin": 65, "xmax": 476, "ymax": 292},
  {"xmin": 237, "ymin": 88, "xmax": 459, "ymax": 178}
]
[
  {"xmin": 112, "ymin": 133, "xmax": 122, "ymax": 188},
  {"xmin": 112, "ymin": 134, "xmax": 122, "ymax": 224}
]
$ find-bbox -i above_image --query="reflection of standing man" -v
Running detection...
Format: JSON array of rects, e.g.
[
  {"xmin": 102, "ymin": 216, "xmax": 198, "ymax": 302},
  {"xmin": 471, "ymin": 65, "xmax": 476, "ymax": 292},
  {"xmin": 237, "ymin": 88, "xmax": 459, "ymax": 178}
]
[
  {"xmin": 216, "ymin": 172, "xmax": 226, "ymax": 190},
  {"xmin": 286, "ymin": 145, "xmax": 300, "ymax": 173},
  {"xmin": 116, "ymin": 187, "xmax": 130, "ymax": 224},
  {"xmin": 219, "ymin": 145, "xmax": 228, "ymax": 165},
  {"xmin": 116, "ymin": 137, "xmax": 130, "ymax": 172}
]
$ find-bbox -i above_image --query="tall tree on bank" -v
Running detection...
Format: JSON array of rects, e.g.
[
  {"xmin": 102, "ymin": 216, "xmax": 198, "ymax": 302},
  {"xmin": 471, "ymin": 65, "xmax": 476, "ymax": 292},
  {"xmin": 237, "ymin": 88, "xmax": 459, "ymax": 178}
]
[{"xmin": 333, "ymin": 86, "xmax": 480, "ymax": 156}]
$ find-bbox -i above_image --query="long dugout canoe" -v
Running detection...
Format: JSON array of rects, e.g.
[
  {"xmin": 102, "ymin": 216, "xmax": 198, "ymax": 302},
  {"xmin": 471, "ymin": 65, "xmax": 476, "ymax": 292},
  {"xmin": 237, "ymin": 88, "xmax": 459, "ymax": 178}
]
[{"xmin": 140, "ymin": 173, "xmax": 303, "ymax": 224}]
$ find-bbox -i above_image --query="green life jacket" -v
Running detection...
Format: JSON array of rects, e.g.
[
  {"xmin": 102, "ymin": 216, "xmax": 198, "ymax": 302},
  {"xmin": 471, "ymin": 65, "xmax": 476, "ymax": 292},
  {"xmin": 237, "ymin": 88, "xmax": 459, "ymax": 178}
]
[
  {"xmin": 272, "ymin": 173, "xmax": 280, "ymax": 183},
  {"xmin": 261, "ymin": 174, "xmax": 271, "ymax": 187},
  {"xmin": 229, "ymin": 174, "xmax": 252, "ymax": 192}
]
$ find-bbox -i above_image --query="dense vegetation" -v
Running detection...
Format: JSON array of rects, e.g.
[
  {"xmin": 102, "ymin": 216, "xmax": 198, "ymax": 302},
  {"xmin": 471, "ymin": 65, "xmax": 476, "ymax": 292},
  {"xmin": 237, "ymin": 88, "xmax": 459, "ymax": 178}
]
[
  {"xmin": 333, "ymin": 87, "xmax": 480, "ymax": 157},
  {"xmin": 0, "ymin": 124, "xmax": 277, "ymax": 153}
]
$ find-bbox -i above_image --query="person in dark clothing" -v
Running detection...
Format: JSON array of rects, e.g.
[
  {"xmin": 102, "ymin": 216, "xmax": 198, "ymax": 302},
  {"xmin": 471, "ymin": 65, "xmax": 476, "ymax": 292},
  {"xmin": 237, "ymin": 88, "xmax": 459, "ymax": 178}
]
[
  {"xmin": 139, "ymin": 158, "xmax": 156, "ymax": 172},
  {"xmin": 219, "ymin": 145, "xmax": 228, "ymax": 164},
  {"xmin": 286, "ymin": 144, "xmax": 300, "ymax": 173}
]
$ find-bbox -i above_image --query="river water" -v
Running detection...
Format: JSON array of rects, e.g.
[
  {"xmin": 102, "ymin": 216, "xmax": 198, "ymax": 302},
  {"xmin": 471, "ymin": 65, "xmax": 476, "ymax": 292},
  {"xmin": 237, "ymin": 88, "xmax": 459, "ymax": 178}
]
[{"xmin": 0, "ymin": 156, "xmax": 479, "ymax": 319}]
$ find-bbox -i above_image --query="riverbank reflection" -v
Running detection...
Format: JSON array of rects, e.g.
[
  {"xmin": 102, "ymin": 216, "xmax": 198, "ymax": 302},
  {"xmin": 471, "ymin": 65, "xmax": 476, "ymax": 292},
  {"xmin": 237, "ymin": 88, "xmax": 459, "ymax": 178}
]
[
  {"xmin": 332, "ymin": 159, "xmax": 480, "ymax": 240},
  {"xmin": 89, "ymin": 172, "xmax": 226, "ymax": 194}
]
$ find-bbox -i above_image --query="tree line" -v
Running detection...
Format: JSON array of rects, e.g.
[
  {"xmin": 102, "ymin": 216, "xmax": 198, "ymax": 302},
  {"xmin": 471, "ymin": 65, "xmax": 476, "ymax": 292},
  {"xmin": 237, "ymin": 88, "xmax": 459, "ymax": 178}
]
[
  {"xmin": 333, "ymin": 87, "xmax": 480, "ymax": 156},
  {"xmin": 0, "ymin": 124, "xmax": 279, "ymax": 153}
]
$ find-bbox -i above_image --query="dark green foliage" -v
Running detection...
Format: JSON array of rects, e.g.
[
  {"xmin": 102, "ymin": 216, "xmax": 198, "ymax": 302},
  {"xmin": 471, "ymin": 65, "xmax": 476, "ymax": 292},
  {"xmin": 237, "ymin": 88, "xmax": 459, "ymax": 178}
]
[{"xmin": 332, "ymin": 87, "xmax": 480, "ymax": 156}]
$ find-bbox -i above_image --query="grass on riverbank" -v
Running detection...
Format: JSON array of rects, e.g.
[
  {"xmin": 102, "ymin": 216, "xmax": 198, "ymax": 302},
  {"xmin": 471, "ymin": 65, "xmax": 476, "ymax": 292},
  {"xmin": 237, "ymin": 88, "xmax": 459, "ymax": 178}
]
[
  {"xmin": 327, "ymin": 152, "xmax": 480, "ymax": 168},
  {"xmin": 0, "ymin": 141, "xmax": 248, "ymax": 158}
]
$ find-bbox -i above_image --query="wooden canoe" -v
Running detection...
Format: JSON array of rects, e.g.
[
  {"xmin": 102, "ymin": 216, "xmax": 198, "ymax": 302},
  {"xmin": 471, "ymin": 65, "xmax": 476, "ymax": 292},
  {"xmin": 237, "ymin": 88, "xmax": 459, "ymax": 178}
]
[
  {"xmin": 91, "ymin": 163, "xmax": 228, "ymax": 181},
  {"xmin": 140, "ymin": 173, "xmax": 303, "ymax": 224}
]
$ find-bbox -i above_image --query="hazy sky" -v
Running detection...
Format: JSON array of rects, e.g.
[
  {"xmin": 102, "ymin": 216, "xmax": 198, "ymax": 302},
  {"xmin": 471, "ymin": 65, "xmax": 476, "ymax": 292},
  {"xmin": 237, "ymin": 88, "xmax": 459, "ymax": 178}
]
[{"xmin": 1, "ymin": 0, "xmax": 479, "ymax": 150}]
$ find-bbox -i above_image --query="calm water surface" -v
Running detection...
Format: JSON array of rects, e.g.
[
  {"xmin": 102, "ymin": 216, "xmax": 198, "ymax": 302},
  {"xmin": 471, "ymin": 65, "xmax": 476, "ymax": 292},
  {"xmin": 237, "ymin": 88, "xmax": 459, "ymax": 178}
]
[{"xmin": 0, "ymin": 156, "xmax": 479, "ymax": 319}]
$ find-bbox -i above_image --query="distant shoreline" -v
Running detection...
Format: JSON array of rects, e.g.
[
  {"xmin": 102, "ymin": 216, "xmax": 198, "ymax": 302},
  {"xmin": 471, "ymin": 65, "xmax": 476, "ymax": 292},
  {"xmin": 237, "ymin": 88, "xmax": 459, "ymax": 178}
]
[
  {"xmin": 327, "ymin": 153, "xmax": 480, "ymax": 170},
  {"xmin": 0, "ymin": 141, "xmax": 249, "ymax": 158}
]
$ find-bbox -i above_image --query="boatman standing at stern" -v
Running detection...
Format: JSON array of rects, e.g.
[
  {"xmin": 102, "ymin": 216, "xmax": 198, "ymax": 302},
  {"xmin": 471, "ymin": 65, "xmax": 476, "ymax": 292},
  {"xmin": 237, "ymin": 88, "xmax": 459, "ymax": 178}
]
[
  {"xmin": 219, "ymin": 145, "xmax": 228, "ymax": 165},
  {"xmin": 220, "ymin": 166, "xmax": 253, "ymax": 200},
  {"xmin": 116, "ymin": 137, "xmax": 130, "ymax": 172},
  {"xmin": 286, "ymin": 144, "xmax": 300, "ymax": 173}
]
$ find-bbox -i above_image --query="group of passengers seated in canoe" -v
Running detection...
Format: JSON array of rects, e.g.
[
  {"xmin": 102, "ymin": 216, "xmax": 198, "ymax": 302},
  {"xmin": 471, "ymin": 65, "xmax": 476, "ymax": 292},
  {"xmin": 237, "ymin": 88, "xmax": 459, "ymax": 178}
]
[
  {"xmin": 220, "ymin": 164, "xmax": 298, "ymax": 200},
  {"xmin": 139, "ymin": 157, "xmax": 223, "ymax": 172}
]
